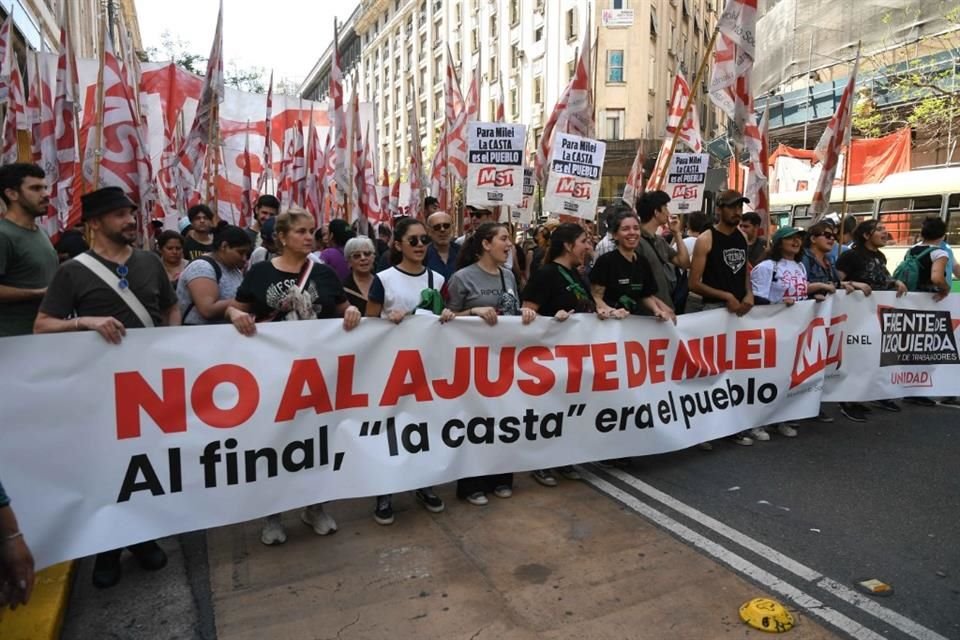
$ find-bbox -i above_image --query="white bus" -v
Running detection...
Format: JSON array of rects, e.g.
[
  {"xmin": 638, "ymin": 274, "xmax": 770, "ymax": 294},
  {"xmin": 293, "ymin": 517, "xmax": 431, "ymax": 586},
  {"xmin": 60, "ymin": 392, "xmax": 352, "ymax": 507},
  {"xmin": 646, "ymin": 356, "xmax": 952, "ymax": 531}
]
[{"xmin": 770, "ymin": 167, "xmax": 960, "ymax": 286}]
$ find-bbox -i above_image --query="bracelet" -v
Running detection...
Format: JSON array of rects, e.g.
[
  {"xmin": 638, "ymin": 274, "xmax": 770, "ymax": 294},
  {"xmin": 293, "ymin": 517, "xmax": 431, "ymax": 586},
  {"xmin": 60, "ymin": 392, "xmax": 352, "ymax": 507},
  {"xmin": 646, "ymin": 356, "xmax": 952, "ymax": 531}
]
[
  {"xmin": 3, "ymin": 531, "xmax": 23, "ymax": 541},
  {"xmin": 75, "ymin": 317, "xmax": 80, "ymax": 331}
]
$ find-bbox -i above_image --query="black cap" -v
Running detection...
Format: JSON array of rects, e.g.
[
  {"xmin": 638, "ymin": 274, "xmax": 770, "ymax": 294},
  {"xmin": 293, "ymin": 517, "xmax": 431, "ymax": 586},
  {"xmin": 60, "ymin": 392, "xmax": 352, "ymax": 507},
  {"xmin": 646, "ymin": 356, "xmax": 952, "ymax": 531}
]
[
  {"xmin": 81, "ymin": 186, "xmax": 137, "ymax": 221},
  {"xmin": 716, "ymin": 189, "xmax": 750, "ymax": 207}
]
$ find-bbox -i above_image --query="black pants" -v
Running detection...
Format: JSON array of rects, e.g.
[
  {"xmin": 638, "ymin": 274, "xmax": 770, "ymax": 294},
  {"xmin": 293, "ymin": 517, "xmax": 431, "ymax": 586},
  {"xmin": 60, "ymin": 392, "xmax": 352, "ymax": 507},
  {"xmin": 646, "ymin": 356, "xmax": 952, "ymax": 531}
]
[{"xmin": 456, "ymin": 473, "xmax": 513, "ymax": 499}]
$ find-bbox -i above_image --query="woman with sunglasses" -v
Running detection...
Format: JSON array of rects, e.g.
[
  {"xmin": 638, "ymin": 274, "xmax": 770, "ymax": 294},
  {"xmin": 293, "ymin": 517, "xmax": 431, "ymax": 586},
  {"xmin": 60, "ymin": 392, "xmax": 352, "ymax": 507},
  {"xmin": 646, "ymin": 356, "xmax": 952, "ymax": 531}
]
[
  {"xmin": 446, "ymin": 222, "xmax": 537, "ymax": 506},
  {"xmin": 226, "ymin": 207, "xmax": 361, "ymax": 547},
  {"xmin": 342, "ymin": 236, "xmax": 376, "ymax": 314},
  {"xmin": 521, "ymin": 222, "xmax": 596, "ymax": 487},
  {"xmin": 366, "ymin": 217, "xmax": 453, "ymax": 525},
  {"xmin": 803, "ymin": 222, "xmax": 873, "ymax": 423}
]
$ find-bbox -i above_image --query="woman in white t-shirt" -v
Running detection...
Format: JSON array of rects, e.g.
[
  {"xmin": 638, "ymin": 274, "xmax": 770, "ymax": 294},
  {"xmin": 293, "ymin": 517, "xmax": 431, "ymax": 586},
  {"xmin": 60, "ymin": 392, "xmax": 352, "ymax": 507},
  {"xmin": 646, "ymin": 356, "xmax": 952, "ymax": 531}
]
[
  {"xmin": 750, "ymin": 226, "xmax": 808, "ymax": 441},
  {"xmin": 365, "ymin": 217, "xmax": 454, "ymax": 526}
]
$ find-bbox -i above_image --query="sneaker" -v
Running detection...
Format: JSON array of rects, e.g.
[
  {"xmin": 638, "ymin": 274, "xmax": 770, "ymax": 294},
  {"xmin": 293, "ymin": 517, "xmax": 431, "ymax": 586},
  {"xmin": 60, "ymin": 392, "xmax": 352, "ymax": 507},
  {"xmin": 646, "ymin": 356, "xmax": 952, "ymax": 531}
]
[
  {"xmin": 128, "ymin": 540, "xmax": 167, "ymax": 571},
  {"xmin": 815, "ymin": 410, "xmax": 834, "ymax": 423},
  {"xmin": 92, "ymin": 549, "xmax": 123, "ymax": 589},
  {"xmin": 466, "ymin": 492, "xmax": 489, "ymax": 506},
  {"xmin": 415, "ymin": 488, "xmax": 445, "ymax": 513},
  {"xmin": 558, "ymin": 465, "xmax": 581, "ymax": 481},
  {"xmin": 697, "ymin": 441, "xmax": 714, "ymax": 451},
  {"xmin": 749, "ymin": 427, "xmax": 770, "ymax": 441},
  {"xmin": 493, "ymin": 485, "xmax": 513, "ymax": 498},
  {"xmin": 940, "ymin": 397, "xmax": 960, "ymax": 406},
  {"xmin": 300, "ymin": 504, "xmax": 337, "ymax": 535},
  {"xmin": 872, "ymin": 399, "xmax": 901, "ymax": 412},
  {"xmin": 374, "ymin": 496, "xmax": 394, "ymax": 525},
  {"xmin": 776, "ymin": 423, "xmax": 798, "ymax": 438},
  {"xmin": 904, "ymin": 396, "xmax": 937, "ymax": 407},
  {"xmin": 840, "ymin": 403, "xmax": 867, "ymax": 423},
  {"xmin": 730, "ymin": 433, "xmax": 754, "ymax": 446},
  {"xmin": 260, "ymin": 515, "xmax": 287, "ymax": 545},
  {"xmin": 532, "ymin": 469, "xmax": 558, "ymax": 487}
]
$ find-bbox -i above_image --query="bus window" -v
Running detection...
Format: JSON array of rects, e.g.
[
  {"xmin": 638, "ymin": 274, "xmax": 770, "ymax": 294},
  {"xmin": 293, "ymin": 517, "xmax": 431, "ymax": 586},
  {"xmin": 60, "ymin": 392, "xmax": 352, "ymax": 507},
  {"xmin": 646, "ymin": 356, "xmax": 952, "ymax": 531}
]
[
  {"xmin": 832, "ymin": 200, "xmax": 874, "ymax": 216},
  {"xmin": 879, "ymin": 196, "xmax": 942, "ymax": 245},
  {"xmin": 792, "ymin": 205, "xmax": 811, "ymax": 229},
  {"xmin": 947, "ymin": 194, "xmax": 960, "ymax": 245}
]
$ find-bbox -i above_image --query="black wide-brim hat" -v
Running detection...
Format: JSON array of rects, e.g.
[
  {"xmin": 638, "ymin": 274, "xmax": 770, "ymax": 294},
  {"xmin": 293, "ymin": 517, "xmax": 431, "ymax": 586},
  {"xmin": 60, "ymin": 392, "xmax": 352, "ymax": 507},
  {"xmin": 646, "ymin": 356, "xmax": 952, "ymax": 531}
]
[{"xmin": 81, "ymin": 186, "xmax": 137, "ymax": 221}]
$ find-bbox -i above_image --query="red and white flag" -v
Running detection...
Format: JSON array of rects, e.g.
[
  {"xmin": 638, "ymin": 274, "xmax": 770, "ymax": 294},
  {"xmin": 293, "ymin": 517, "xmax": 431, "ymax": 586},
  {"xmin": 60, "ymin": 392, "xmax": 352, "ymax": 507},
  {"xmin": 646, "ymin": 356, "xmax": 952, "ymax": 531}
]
[
  {"xmin": 290, "ymin": 120, "xmax": 306, "ymax": 207},
  {"xmin": 350, "ymin": 89, "xmax": 364, "ymax": 221},
  {"xmin": 0, "ymin": 16, "xmax": 13, "ymax": 103},
  {"xmin": 379, "ymin": 168, "xmax": 391, "ymax": 222},
  {"xmin": 622, "ymin": 148, "xmax": 646, "ymax": 207},
  {"xmin": 647, "ymin": 139, "xmax": 672, "ymax": 194},
  {"xmin": 389, "ymin": 172, "xmax": 401, "ymax": 217},
  {"xmin": 257, "ymin": 70, "xmax": 274, "ymax": 193},
  {"xmin": 359, "ymin": 124, "xmax": 382, "ymax": 225},
  {"xmin": 408, "ymin": 107, "xmax": 424, "ymax": 220},
  {"xmin": 52, "ymin": 21, "xmax": 81, "ymax": 230},
  {"xmin": 26, "ymin": 52, "xmax": 53, "ymax": 167},
  {"xmin": 666, "ymin": 73, "xmax": 703, "ymax": 153},
  {"xmin": 446, "ymin": 52, "xmax": 475, "ymax": 182},
  {"xmin": 811, "ymin": 53, "xmax": 860, "ymax": 220},
  {"xmin": 534, "ymin": 20, "xmax": 594, "ymax": 185},
  {"xmin": 330, "ymin": 28, "xmax": 349, "ymax": 210},
  {"xmin": 240, "ymin": 126, "xmax": 254, "ymax": 227},
  {"xmin": 305, "ymin": 115, "xmax": 323, "ymax": 224},
  {"xmin": 321, "ymin": 125, "xmax": 337, "ymax": 219},
  {"xmin": 177, "ymin": 0, "xmax": 224, "ymax": 193},
  {"xmin": 745, "ymin": 105, "xmax": 770, "ymax": 231},
  {"xmin": 1, "ymin": 51, "xmax": 26, "ymax": 164},
  {"xmin": 495, "ymin": 77, "xmax": 506, "ymax": 122},
  {"xmin": 428, "ymin": 47, "xmax": 465, "ymax": 211}
]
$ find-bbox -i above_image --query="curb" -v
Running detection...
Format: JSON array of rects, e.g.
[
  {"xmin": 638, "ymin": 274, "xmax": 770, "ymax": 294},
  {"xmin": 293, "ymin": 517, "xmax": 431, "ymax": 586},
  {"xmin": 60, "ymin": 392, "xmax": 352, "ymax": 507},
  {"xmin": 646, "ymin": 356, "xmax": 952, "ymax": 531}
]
[{"xmin": 0, "ymin": 561, "xmax": 74, "ymax": 640}]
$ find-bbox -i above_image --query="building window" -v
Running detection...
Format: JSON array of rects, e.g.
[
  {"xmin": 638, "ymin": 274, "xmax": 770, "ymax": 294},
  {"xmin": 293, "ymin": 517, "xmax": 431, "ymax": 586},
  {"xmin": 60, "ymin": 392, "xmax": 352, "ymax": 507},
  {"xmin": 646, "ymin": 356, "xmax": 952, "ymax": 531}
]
[
  {"xmin": 489, "ymin": 15, "xmax": 497, "ymax": 36},
  {"xmin": 669, "ymin": 22, "xmax": 676, "ymax": 53},
  {"xmin": 510, "ymin": 0, "xmax": 520, "ymax": 25},
  {"xmin": 567, "ymin": 60, "xmax": 576, "ymax": 82},
  {"xmin": 566, "ymin": 8, "xmax": 578, "ymax": 41},
  {"xmin": 607, "ymin": 50, "xmax": 624, "ymax": 83},
  {"xmin": 604, "ymin": 109, "xmax": 624, "ymax": 140},
  {"xmin": 613, "ymin": 0, "xmax": 628, "ymax": 7},
  {"xmin": 511, "ymin": 44, "xmax": 520, "ymax": 69},
  {"xmin": 650, "ymin": 6, "xmax": 659, "ymax": 37},
  {"xmin": 455, "ymin": 1, "xmax": 462, "ymax": 25},
  {"xmin": 533, "ymin": 75, "xmax": 543, "ymax": 104},
  {"xmin": 471, "ymin": 28, "xmax": 479, "ymax": 53},
  {"xmin": 489, "ymin": 54, "xmax": 498, "ymax": 80},
  {"xmin": 510, "ymin": 86, "xmax": 520, "ymax": 119},
  {"xmin": 648, "ymin": 55, "xmax": 656, "ymax": 93}
]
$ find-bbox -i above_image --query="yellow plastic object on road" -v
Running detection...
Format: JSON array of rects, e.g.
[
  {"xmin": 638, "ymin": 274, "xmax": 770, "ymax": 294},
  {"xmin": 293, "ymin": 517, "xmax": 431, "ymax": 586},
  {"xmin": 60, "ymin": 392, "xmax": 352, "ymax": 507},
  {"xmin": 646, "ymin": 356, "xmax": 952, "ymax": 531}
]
[
  {"xmin": 739, "ymin": 597, "xmax": 796, "ymax": 633},
  {"xmin": 0, "ymin": 562, "xmax": 74, "ymax": 640}
]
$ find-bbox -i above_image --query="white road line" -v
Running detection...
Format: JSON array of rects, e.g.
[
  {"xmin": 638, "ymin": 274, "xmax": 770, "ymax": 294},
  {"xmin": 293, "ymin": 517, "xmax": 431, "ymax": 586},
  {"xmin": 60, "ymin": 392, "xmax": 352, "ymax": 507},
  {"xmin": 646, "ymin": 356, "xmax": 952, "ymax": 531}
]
[
  {"xmin": 580, "ymin": 470, "xmax": 887, "ymax": 640},
  {"xmin": 590, "ymin": 467, "xmax": 952, "ymax": 640},
  {"xmin": 604, "ymin": 468, "xmax": 822, "ymax": 581}
]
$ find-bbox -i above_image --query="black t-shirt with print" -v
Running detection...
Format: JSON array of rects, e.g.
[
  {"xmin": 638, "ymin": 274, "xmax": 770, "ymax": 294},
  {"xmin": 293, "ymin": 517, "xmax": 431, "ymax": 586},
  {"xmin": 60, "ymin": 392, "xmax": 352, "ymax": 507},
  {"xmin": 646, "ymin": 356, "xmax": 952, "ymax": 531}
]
[
  {"xmin": 589, "ymin": 249, "xmax": 659, "ymax": 315},
  {"xmin": 521, "ymin": 261, "xmax": 595, "ymax": 316},
  {"xmin": 183, "ymin": 235, "xmax": 215, "ymax": 262},
  {"xmin": 836, "ymin": 248, "xmax": 894, "ymax": 289},
  {"xmin": 235, "ymin": 260, "xmax": 346, "ymax": 321}
]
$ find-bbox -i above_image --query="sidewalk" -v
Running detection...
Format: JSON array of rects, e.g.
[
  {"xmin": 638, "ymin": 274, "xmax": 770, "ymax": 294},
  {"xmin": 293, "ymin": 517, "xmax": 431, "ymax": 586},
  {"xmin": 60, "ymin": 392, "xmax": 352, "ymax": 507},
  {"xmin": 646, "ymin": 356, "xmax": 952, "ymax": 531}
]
[{"xmin": 207, "ymin": 476, "xmax": 839, "ymax": 639}]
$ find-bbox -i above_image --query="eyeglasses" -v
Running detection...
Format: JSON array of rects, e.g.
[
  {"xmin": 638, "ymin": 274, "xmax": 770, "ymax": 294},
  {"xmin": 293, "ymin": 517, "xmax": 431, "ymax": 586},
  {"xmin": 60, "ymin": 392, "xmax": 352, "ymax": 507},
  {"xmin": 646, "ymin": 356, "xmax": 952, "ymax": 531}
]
[
  {"xmin": 431, "ymin": 222, "xmax": 452, "ymax": 231},
  {"xmin": 116, "ymin": 264, "xmax": 129, "ymax": 290},
  {"xmin": 351, "ymin": 251, "xmax": 374, "ymax": 258},
  {"xmin": 405, "ymin": 235, "xmax": 431, "ymax": 247}
]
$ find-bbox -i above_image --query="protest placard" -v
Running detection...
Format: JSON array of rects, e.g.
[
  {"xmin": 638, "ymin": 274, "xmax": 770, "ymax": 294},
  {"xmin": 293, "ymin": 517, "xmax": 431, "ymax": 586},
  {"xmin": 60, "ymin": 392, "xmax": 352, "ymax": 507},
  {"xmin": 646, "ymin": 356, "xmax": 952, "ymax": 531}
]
[
  {"xmin": 466, "ymin": 122, "xmax": 526, "ymax": 207},
  {"xmin": 664, "ymin": 152, "xmax": 709, "ymax": 214},
  {"xmin": 542, "ymin": 132, "xmax": 606, "ymax": 219}
]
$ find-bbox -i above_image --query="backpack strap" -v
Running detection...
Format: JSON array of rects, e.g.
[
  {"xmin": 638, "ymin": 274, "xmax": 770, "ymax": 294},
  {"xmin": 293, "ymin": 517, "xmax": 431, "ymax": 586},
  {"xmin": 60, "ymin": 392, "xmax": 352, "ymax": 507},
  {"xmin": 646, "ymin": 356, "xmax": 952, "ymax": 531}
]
[{"xmin": 73, "ymin": 253, "xmax": 155, "ymax": 328}]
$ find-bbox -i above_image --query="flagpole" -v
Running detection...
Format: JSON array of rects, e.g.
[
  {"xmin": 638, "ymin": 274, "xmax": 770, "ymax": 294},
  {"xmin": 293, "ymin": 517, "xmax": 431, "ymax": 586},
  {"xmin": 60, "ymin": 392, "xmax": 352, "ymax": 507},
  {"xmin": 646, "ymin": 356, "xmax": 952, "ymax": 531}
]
[
  {"xmin": 836, "ymin": 41, "xmax": 862, "ymax": 245},
  {"xmin": 91, "ymin": 7, "xmax": 108, "ymax": 189},
  {"xmin": 651, "ymin": 26, "xmax": 720, "ymax": 191}
]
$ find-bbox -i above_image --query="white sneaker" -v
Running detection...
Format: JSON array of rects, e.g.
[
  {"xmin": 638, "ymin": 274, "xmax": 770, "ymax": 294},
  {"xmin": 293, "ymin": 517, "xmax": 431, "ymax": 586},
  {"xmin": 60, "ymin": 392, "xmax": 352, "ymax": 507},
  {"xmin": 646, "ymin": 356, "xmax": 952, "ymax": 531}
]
[
  {"xmin": 730, "ymin": 433, "xmax": 754, "ymax": 446},
  {"xmin": 777, "ymin": 423, "xmax": 798, "ymax": 438},
  {"xmin": 466, "ymin": 492, "xmax": 489, "ymax": 506},
  {"xmin": 749, "ymin": 427, "xmax": 771, "ymax": 442},
  {"xmin": 260, "ymin": 515, "xmax": 287, "ymax": 546},
  {"xmin": 493, "ymin": 485, "xmax": 513, "ymax": 498},
  {"xmin": 300, "ymin": 504, "xmax": 338, "ymax": 535}
]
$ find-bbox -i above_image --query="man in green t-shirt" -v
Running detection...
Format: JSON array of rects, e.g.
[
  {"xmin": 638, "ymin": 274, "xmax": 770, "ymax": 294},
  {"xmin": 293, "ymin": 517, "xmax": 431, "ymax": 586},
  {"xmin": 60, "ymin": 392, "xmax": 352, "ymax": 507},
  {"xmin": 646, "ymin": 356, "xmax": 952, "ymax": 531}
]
[{"xmin": 0, "ymin": 163, "xmax": 58, "ymax": 337}]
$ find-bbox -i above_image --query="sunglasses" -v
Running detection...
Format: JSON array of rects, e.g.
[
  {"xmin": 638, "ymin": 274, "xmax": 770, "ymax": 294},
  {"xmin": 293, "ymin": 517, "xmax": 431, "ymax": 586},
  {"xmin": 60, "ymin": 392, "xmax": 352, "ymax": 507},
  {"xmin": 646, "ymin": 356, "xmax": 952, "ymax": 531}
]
[
  {"xmin": 816, "ymin": 232, "xmax": 836, "ymax": 240},
  {"xmin": 405, "ymin": 235, "xmax": 431, "ymax": 247},
  {"xmin": 351, "ymin": 250, "xmax": 374, "ymax": 258},
  {"xmin": 431, "ymin": 222, "xmax": 452, "ymax": 231},
  {"xmin": 116, "ymin": 264, "xmax": 129, "ymax": 290}
]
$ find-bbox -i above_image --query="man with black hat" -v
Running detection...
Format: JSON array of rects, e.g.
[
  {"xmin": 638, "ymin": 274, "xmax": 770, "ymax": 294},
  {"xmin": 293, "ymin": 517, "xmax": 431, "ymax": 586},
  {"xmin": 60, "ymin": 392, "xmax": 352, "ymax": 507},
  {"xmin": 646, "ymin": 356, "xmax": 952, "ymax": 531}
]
[
  {"xmin": 690, "ymin": 189, "xmax": 756, "ymax": 447},
  {"xmin": 0, "ymin": 163, "xmax": 58, "ymax": 337},
  {"xmin": 33, "ymin": 186, "xmax": 179, "ymax": 588}
]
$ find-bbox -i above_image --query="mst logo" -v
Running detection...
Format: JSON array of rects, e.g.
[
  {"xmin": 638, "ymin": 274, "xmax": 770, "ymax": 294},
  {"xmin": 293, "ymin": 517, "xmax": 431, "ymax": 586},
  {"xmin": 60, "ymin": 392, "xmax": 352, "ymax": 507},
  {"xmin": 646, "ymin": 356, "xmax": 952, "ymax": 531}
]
[
  {"xmin": 556, "ymin": 177, "xmax": 592, "ymax": 198},
  {"xmin": 790, "ymin": 314, "xmax": 847, "ymax": 388},
  {"xmin": 671, "ymin": 185, "xmax": 699, "ymax": 199},
  {"xmin": 477, "ymin": 167, "xmax": 515, "ymax": 187}
]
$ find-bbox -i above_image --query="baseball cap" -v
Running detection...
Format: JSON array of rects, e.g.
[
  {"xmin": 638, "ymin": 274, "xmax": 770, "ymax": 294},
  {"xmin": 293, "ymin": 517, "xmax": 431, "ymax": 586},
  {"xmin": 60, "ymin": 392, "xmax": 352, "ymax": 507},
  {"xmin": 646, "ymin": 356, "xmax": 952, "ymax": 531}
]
[
  {"xmin": 716, "ymin": 190, "xmax": 750, "ymax": 207},
  {"xmin": 772, "ymin": 226, "xmax": 804, "ymax": 244}
]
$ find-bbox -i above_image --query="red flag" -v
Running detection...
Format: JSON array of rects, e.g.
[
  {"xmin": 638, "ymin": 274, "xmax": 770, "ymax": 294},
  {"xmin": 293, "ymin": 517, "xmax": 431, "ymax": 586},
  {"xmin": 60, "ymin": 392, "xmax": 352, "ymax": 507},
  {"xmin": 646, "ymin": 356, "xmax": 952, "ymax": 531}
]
[
  {"xmin": 158, "ymin": 116, "xmax": 188, "ymax": 219},
  {"xmin": 52, "ymin": 21, "xmax": 81, "ymax": 230},
  {"xmin": 408, "ymin": 105, "xmax": 424, "ymax": 220},
  {"xmin": 379, "ymin": 168, "xmax": 391, "ymax": 223},
  {"xmin": 622, "ymin": 148, "xmax": 645, "ymax": 208},
  {"xmin": 305, "ymin": 114, "xmax": 323, "ymax": 224},
  {"xmin": 360, "ymin": 124, "xmax": 382, "ymax": 225},
  {"xmin": 495, "ymin": 76, "xmax": 506, "ymax": 122},
  {"xmin": 26, "ymin": 52, "xmax": 53, "ymax": 167},
  {"xmin": 330, "ymin": 26, "xmax": 349, "ymax": 209},
  {"xmin": 745, "ymin": 105, "xmax": 770, "ymax": 232},
  {"xmin": 321, "ymin": 126, "xmax": 337, "ymax": 220},
  {"xmin": 290, "ymin": 120, "xmax": 306, "ymax": 206},
  {"xmin": 647, "ymin": 139, "xmax": 672, "ymax": 194},
  {"xmin": 350, "ymin": 88, "xmax": 363, "ymax": 221},
  {"xmin": 811, "ymin": 54, "xmax": 860, "ymax": 220},
  {"xmin": 177, "ymin": 0, "xmax": 224, "ymax": 193},
  {"xmin": 389, "ymin": 173, "xmax": 401, "ymax": 217},
  {"xmin": 258, "ymin": 70, "xmax": 274, "ymax": 192},
  {"xmin": 1, "ymin": 51, "xmax": 25, "ymax": 164},
  {"xmin": 666, "ymin": 73, "xmax": 703, "ymax": 153},
  {"xmin": 240, "ymin": 126, "xmax": 253, "ymax": 227},
  {"xmin": 447, "ymin": 67, "xmax": 478, "ymax": 182},
  {"xmin": 534, "ymin": 18, "xmax": 594, "ymax": 185},
  {"xmin": 428, "ymin": 48, "xmax": 465, "ymax": 211}
]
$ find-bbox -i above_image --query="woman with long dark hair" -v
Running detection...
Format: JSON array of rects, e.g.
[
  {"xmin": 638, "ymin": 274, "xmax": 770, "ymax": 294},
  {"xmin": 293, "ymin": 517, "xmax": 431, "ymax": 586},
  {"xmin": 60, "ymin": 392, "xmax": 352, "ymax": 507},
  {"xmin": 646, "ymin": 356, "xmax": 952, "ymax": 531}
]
[
  {"xmin": 366, "ymin": 217, "xmax": 453, "ymax": 525},
  {"xmin": 447, "ymin": 222, "xmax": 536, "ymax": 505},
  {"xmin": 226, "ymin": 207, "xmax": 361, "ymax": 546},
  {"xmin": 157, "ymin": 230, "xmax": 187, "ymax": 284},
  {"xmin": 521, "ymin": 222, "xmax": 595, "ymax": 487}
]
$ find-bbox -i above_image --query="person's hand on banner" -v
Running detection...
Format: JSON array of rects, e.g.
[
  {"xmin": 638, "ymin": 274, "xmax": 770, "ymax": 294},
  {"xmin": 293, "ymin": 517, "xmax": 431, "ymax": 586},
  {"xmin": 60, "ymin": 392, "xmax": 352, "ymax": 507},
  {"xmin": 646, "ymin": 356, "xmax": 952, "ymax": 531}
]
[
  {"xmin": 227, "ymin": 307, "xmax": 257, "ymax": 336},
  {"xmin": 554, "ymin": 310, "xmax": 572, "ymax": 322},
  {"xmin": 387, "ymin": 309, "xmax": 407, "ymax": 324},
  {"xmin": 470, "ymin": 307, "xmax": 499, "ymax": 325},
  {"xmin": 724, "ymin": 293, "xmax": 741, "ymax": 314},
  {"xmin": 81, "ymin": 316, "xmax": 127, "ymax": 344},
  {"xmin": 783, "ymin": 297, "xmax": 796, "ymax": 306},
  {"xmin": 440, "ymin": 309, "xmax": 456, "ymax": 323},
  {"xmin": 894, "ymin": 280, "xmax": 908, "ymax": 297},
  {"xmin": 933, "ymin": 288, "xmax": 950, "ymax": 302},
  {"xmin": 520, "ymin": 307, "xmax": 537, "ymax": 325},
  {"xmin": 342, "ymin": 306, "xmax": 361, "ymax": 331},
  {"xmin": 0, "ymin": 503, "xmax": 34, "ymax": 611},
  {"xmin": 654, "ymin": 307, "xmax": 677, "ymax": 325},
  {"xmin": 738, "ymin": 295, "xmax": 755, "ymax": 316}
]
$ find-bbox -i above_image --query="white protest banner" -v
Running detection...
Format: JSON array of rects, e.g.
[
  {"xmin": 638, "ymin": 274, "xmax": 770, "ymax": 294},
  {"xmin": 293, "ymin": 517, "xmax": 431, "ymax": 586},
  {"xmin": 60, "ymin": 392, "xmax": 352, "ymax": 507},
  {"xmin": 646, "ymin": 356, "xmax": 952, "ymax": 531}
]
[
  {"xmin": 466, "ymin": 122, "xmax": 526, "ymax": 207},
  {"xmin": 507, "ymin": 167, "xmax": 535, "ymax": 225},
  {"xmin": 664, "ymin": 152, "xmax": 709, "ymax": 214},
  {"xmin": 1, "ymin": 293, "xmax": 957, "ymax": 569},
  {"xmin": 543, "ymin": 132, "xmax": 605, "ymax": 219}
]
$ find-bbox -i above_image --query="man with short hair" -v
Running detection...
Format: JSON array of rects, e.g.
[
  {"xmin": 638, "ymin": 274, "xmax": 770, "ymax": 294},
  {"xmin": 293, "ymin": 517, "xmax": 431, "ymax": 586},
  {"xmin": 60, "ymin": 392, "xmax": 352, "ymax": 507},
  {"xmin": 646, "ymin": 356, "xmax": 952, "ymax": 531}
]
[
  {"xmin": 244, "ymin": 194, "xmax": 280, "ymax": 246},
  {"xmin": 738, "ymin": 211, "xmax": 767, "ymax": 267},
  {"xmin": 425, "ymin": 211, "xmax": 460, "ymax": 279},
  {"xmin": 424, "ymin": 196, "xmax": 440, "ymax": 216},
  {"xmin": 635, "ymin": 191, "xmax": 690, "ymax": 312},
  {"xmin": 0, "ymin": 163, "xmax": 58, "ymax": 337},
  {"xmin": 34, "ymin": 186, "xmax": 180, "ymax": 589},
  {"xmin": 690, "ymin": 190, "xmax": 756, "ymax": 447},
  {"xmin": 183, "ymin": 204, "xmax": 216, "ymax": 260}
]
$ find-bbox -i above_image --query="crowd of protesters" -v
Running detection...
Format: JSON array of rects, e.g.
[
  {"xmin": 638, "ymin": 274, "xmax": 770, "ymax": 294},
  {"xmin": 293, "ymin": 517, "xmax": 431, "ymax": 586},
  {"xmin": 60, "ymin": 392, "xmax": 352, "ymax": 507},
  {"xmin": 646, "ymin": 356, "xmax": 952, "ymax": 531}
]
[{"xmin": 0, "ymin": 160, "xmax": 956, "ymax": 600}]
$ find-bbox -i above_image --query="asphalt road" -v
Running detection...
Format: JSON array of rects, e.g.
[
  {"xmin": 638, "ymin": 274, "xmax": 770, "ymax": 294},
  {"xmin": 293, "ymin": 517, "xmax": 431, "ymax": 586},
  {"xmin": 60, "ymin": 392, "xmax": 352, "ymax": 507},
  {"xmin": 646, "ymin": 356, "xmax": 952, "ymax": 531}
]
[{"xmin": 584, "ymin": 400, "xmax": 960, "ymax": 640}]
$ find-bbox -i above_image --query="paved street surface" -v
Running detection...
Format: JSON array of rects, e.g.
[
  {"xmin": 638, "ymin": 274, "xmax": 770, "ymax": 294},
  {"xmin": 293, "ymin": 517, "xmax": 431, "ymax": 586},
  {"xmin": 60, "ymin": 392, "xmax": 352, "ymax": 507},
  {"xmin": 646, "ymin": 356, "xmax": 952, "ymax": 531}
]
[{"xmin": 60, "ymin": 402, "xmax": 957, "ymax": 640}]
